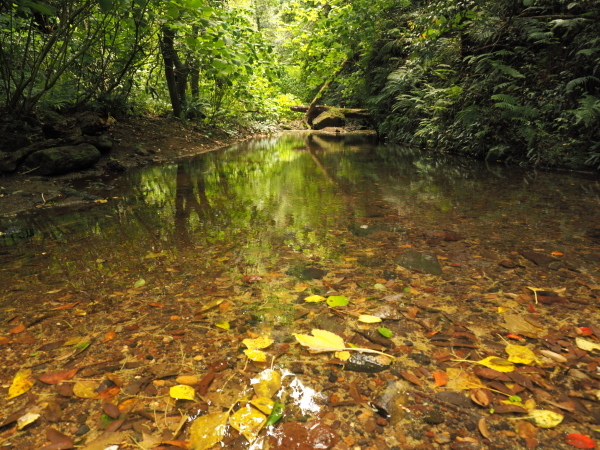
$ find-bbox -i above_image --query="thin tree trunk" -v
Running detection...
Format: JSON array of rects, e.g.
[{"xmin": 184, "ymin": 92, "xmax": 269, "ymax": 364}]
[{"xmin": 304, "ymin": 58, "xmax": 350, "ymax": 127}]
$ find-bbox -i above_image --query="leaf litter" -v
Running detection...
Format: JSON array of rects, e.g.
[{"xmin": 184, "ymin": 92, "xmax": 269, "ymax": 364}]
[{"xmin": 1, "ymin": 149, "xmax": 600, "ymax": 449}]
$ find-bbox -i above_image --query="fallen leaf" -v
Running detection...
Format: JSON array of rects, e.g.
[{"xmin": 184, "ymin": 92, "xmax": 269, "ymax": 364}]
[
  {"xmin": 133, "ymin": 278, "xmax": 146, "ymax": 288},
  {"xmin": 103, "ymin": 330, "xmax": 117, "ymax": 342},
  {"xmin": 525, "ymin": 409, "xmax": 563, "ymax": 428},
  {"xmin": 433, "ymin": 371, "xmax": 448, "ymax": 387},
  {"xmin": 170, "ymin": 385, "xmax": 196, "ymax": 401},
  {"xmin": 73, "ymin": 380, "xmax": 100, "ymax": 399},
  {"xmin": 304, "ymin": 295, "xmax": 326, "ymax": 303},
  {"xmin": 505, "ymin": 344, "xmax": 537, "ymax": 365},
  {"xmin": 471, "ymin": 389, "xmax": 491, "ymax": 407},
  {"xmin": 189, "ymin": 412, "xmax": 229, "ymax": 450},
  {"xmin": 476, "ymin": 356, "xmax": 515, "ymax": 372},
  {"xmin": 243, "ymin": 336, "xmax": 274, "ymax": 351},
  {"xmin": 252, "ymin": 369, "xmax": 281, "ymax": 398},
  {"xmin": 378, "ymin": 327, "xmax": 393, "ymax": 338},
  {"xmin": 576, "ymin": 337, "xmax": 600, "ymax": 352},
  {"xmin": 250, "ymin": 397, "xmax": 274, "ymax": 415},
  {"xmin": 357, "ymin": 314, "xmax": 382, "ymax": 323},
  {"xmin": 9, "ymin": 323, "xmax": 26, "ymax": 334},
  {"xmin": 539, "ymin": 350, "xmax": 567, "ymax": 363},
  {"xmin": 148, "ymin": 302, "xmax": 163, "ymax": 308},
  {"xmin": 17, "ymin": 412, "xmax": 40, "ymax": 430},
  {"xmin": 565, "ymin": 433, "xmax": 596, "ymax": 449},
  {"xmin": 478, "ymin": 417, "xmax": 491, "ymax": 440},
  {"xmin": 50, "ymin": 302, "xmax": 80, "ymax": 310},
  {"xmin": 326, "ymin": 295, "xmax": 348, "ymax": 307},
  {"xmin": 38, "ymin": 368, "xmax": 78, "ymax": 385},
  {"xmin": 7, "ymin": 369, "xmax": 34, "ymax": 399},
  {"xmin": 215, "ymin": 321, "xmax": 230, "ymax": 330},
  {"xmin": 229, "ymin": 404, "xmax": 267, "ymax": 442},
  {"xmin": 294, "ymin": 329, "xmax": 346, "ymax": 353},
  {"xmin": 244, "ymin": 349, "xmax": 267, "ymax": 362}
]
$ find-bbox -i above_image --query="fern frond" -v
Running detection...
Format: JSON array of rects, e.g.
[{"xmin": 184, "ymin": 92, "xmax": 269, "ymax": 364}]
[{"xmin": 566, "ymin": 76, "xmax": 600, "ymax": 93}]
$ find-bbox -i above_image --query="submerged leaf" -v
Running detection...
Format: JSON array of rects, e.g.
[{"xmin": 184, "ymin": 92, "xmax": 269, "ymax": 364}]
[
  {"xmin": 304, "ymin": 295, "xmax": 326, "ymax": 303},
  {"xmin": 476, "ymin": 356, "xmax": 515, "ymax": 372},
  {"xmin": 250, "ymin": 397, "xmax": 274, "ymax": 415},
  {"xmin": 242, "ymin": 336, "xmax": 274, "ymax": 351},
  {"xmin": 326, "ymin": 295, "xmax": 348, "ymax": 307},
  {"xmin": 506, "ymin": 344, "xmax": 538, "ymax": 365},
  {"xmin": 73, "ymin": 380, "xmax": 99, "ymax": 399},
  {"xmin": 565, "ymin": 433, "xmax": 596, "ymax": 449},
  {"xmin": 378, "ymin": 327, "xmax": 393, "ymax": 338},
  {"xmin": 170, "ymin": 384, "xmax": 196, "ymax": 401},
  {"xmin": 229, "ymin": 404, "xmax": 267, "ymax": 442},
  {"xmin": 576, "ymin": 337, "xmax": 600, "ymax": 352},
  {"xmin": 244, "ymin": 349, "xmax": 267, "ymax": 362},
  {"xmin": 526, "ymin": 409, "xmax": 563, "ymax": 428},
  {"xmin": 16, "ymin": 412, "xmax": 40, "ymax": 430},
  {"xmin": 7, "ymin": 369, "xmax": 34, "ymax": 399},
  {"xmin": 252, "ymin": 369, "xmax": 281, "ymax": 398},
  {"xmin": 357, "ymin": 314, "xmax": 382, "ymax": 323},
  {"xmin": 294, "ymin": 329, "xmax": 346, "ymax": 353},
  {"xmin": 215, "ymin": 321, "xmax": 230, "ymax": 330},
  {"xmin": 189, "ymin": 412, "xmax": 229, "ymax": 450}
]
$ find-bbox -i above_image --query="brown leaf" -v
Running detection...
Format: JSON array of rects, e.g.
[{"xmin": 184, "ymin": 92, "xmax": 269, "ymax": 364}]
[
  {"xmin": 50, "ymin": 302, "xmax": 80, "ymax": 311},
  {"xmin": 95, "ymin": 386, "xmax": 120, "ymax": 399},
  {"xmin": 9, "ymin": 323, "xmax": 26, "ymax": 334},
  {"xmin": 399, "ymin": 371, "xmax": 422, "ymax": 386},
  {"xmin": 478, "ymin": 417, "xmax": 491, "ymax": 440},
  {"xmin": 102, "ymin": 403, "xmax": 121, "ymax": 419},
  {"xmin": 516, "ymin": 420, "xmax": 538, "ymax": 439},
  {"xmin": 104, "ymin": 419, "xmax": 124, "ymax": 432},
  {"xmin": 470, "ymin": 389, "xmax": 491, "ymax": 407},
  {"xmin": 38, "ymin": 368, "xmax": 78, "ymax": 385},
  {"xmin": 46, "ymin": 427, "xmax": 74, "ymax": 446}
]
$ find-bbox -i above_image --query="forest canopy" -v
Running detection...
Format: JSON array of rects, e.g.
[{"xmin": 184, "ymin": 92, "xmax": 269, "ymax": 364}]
[{"xmin": 1, "ymin": 0, "xmax": 599, "ymax": 168}]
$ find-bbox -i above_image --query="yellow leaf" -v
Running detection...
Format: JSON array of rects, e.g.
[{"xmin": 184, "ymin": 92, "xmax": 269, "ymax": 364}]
[
  {"xmin": 357, "ymin": 314, "xmax": 382, "ymax": 323},
  {"xmin": 229, "ymin": 404, "xmax": 267, "ymax": 443},
  {"xmin": 476, "ymin": 356, "xmax": 515, "ymax": 372},
  {"xmin": 242, "ymin": 336, "xmax": 274, "ymax": 351},
  {"xmin": 526, "ymin": 409, "xmax": 563, "ymax": 428},
  {"xmin": 94, "ymin": 198, "xmax": 108, "ymax": 204},
  {"xmin": 144, "ymin": 252, "xmax": 167, "ymax": 259},
  {"xmin": 304, "ymin": 295, "xmax": 326, "ymax": 303},
  {"xmin": 215, "ymin": 321, "xmax": 230, "ymax": 330},
  {"xmin": 505, "ymin": 344, "xmax": 537, "ymax": 365},
  {"xmin": 170, "ymin": 384, "xmax": 196, "ymax": 401},
  {"xmin": 576, "ymin": 337, "xmax": 600, "ymax": 352},
  {"xmin": 244, "ymin": 349, "xmax": 267, "ymax": 362},
  {"xmin": 250, "ymin": 397, "xmax": 274, "ymax": 415},
  {"xmin": 16, "ymin": 412, "xmax": 40, "ymax": 430},
  {"xmin": 7, "ymin": 369, "xmax": 34, "ymax": 399},
  {"xmin": 446, "ymin": 368, "xmax": 486, "ymax": 391},
  {"xmin": 294, "ymin": 329, "xmax": 346, "ymax": 353},
  {"xmin": 334, "ymin": 351, "xmax": 351, "ymax": 361},
  {"xmin": 73, "ymin": 380, "xmax": 100, "ymax": 399},
  {"xmin": 252, "ymin": 369, "xmax": 281, "ymax": 398},
  {"xmin": 189, "ymin": 412, "xmax": 229, "ymax": 450},
  {"xmin": 497, "ymin": 306, "xmax": 508, "ymax": 313}
]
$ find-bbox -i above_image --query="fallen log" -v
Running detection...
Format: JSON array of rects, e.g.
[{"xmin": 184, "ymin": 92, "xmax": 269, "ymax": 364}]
[{"xmin": 291, "ymin": 105, "xmax": 371, "ymax": 121}]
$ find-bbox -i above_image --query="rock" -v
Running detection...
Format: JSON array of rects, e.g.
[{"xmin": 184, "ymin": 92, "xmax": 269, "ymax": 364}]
[
  {"xmin": 83, "ymin": 135, "xmax": 113, "ymax": 153},
  {"xmin": 519, "ymin": 250, "xmax": 558, "ymax": 268},
  {"xmin": 76, "ymin": 111, "xmax": 110, "ymax": 135},
  {"xmin": 344, "ymin": 352, "xmax": 392, "ymax": 373},
  {"xmin": 105, "ymin": 160, "xmax": 126, "ymax": 172},
  {"xmin": 312, "ymin": 109, "xmax": 345, "ymax": 130},
  {"xmin": 22, "ymin": 144, "xmax": 101, "ymax": 175},
  {"xmin": 397, "ymin": 250, "xmax": 442, "ymax": 275}
]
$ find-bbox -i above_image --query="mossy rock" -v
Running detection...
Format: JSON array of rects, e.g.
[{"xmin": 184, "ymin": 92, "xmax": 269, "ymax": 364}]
[{"xmin": 312, "ymin": 109, "xmax": 345, "ymax": 130}]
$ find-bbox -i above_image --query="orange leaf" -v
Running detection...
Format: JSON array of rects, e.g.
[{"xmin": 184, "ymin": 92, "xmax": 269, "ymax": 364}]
[
  {"xmin": 103, "ymin": 330, "xmax": 117, "ymax": 342},
  {"xmin": 433, "ymin": 371, "xmax": 449, "ymax": 387},
  {"xmin": 95, "ymin": 386, "xmax": 120, "ymax": 399},
  {"xmin": 148, "ymin": 302, "xmax": 163, "ymax": 308},
  {"xmin": 38, "ymin": 368, "xmax": 79, "ymax": 385},
  {"xmin": 218, "ymin": 301, "xmax": 232, "ymax": 313},
  {"xmin": 506, "ymin": 334, "xmax": 525, "ymax": 340},
  {"xmin": 51, "ymin": 302, "xmax": 80, "ymax": 310},
  {"xmin": 565, "ymin": 433, "xmax": 596, "ymax": 449},
  {"xmin": 9, "ymin": 323, "xmax": 26, "ymax": 334},
  {"xmin": 0, "ymin": 336, "xmax": 11, "ymax": 345},
  {"xmin": 158, "ymin": 441, "xmax": 189, "ymax": 449}
]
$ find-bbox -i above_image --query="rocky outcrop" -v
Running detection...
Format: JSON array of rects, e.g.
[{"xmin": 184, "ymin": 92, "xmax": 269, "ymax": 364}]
[
  {"xmin": 312, "ymin": 109, "xmax": 346, "ymax": 130},
  {"xmin": 22, "ymin": 144, "xmax": 101, "ymax": 175}
]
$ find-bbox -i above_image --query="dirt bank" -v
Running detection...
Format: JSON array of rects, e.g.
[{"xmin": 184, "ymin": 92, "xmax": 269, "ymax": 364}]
[{"xmin": 0, "ymin": 116, "xmax": 262, "ymax": 216}]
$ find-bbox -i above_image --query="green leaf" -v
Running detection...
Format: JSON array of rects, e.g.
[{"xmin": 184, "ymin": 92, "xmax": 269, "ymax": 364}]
[
  {"xmin": 265, "ymin": 401, "xmax": 284, "ymax": 426},
  {"xmin": 326, "ymin": 295, "xmax": 348, "ymax": 307},
  {"xmin": 133, "ymin": 278, "xmax": 146, "ymax": 288},
  {"xmin": 166, "ymin": 7, "xmax": 180, "ymax": 19},
  {"xmin": 73, "ymin": 341, "xmax": 91, "ymax": 352},
  {"xmin": 98, "ymin": 0, "xmax": 113, "ymax": 13},
  {"xmin": 378, "ymin": 328, "xmax": 393, "ymax": 338},
  {"xmin": 28, "ymin": 2, "xmax": 57, "ymax": 15}
]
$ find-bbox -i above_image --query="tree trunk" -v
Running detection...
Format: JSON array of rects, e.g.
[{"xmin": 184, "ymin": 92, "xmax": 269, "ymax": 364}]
[
  {"xmin": 161, "ymin": 24, "xmax": 187, "ymax": 118},
  {"xmin": 304, "ymin": 58, "xmax": 350, "ymax": 127}
]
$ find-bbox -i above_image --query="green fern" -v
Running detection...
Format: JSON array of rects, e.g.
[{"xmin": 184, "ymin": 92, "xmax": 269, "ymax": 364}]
[{"xmin": 565, "ymin": 76, "xmax": 600, "ymax": 93}]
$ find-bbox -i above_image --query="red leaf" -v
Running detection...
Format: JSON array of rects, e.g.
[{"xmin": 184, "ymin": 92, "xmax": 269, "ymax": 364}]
[
  {"xmin": 9, "ymin": 323, "xmax": 26, "ymax": 334},
  {"xmin": 38, "ymin": 368, "xmax": 79, "ymax": 385},
  {"xmin": 578, "ymin": 327, "xmax": 593, "ymax": 336},
  {"xmin": 432, "ymin": 371, "xmax": 448, "ymax": 387},
  {"xmin": 527, "ymin": 304, "xmax": 536, "ymax": 313},
  {"xmin": 506, "ymin": 334, "xmax": 525, "ymax": 340},
  {"xmin": 565, "ymin": 433, "xmax": 596, "ymax": 449},
  {"xmin": 147, "ymin": 302, "xmax": 163, "ymax": 308}
]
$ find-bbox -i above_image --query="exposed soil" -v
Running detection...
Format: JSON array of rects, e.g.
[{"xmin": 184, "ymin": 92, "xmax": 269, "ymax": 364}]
[{"xmin": 0, "ymin": 116, "xmax": 260, "ymax": 216}]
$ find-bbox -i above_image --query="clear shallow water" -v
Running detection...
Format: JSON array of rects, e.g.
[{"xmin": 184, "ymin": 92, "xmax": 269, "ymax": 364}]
[{"xmin": 1, "ymin": 131, "xmax": 599, "ymax": 302}]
